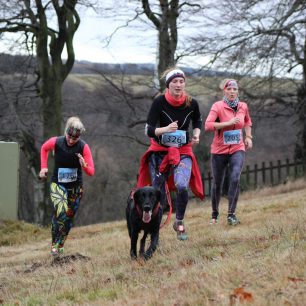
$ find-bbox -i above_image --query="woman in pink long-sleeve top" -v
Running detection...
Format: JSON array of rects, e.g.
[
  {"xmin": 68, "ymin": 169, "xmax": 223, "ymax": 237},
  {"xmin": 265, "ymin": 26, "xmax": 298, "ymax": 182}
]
[
  {"xmin": 39, "ymin": 116, "xmax": 95, "ymax": 255},
  {"xmin": 205, "ymin": 79, "xmax": 253, "ymax": 226}
]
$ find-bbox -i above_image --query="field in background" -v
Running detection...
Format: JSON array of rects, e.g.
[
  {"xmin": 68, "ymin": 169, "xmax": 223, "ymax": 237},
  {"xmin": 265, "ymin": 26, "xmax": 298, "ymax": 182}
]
[
  {"xmin": 0, "ymin": 69, "xmax": 298, "ymax": 225},
  {"xmin": 0, "ymin": 179, "xmax": 305, "ymax": 305}
]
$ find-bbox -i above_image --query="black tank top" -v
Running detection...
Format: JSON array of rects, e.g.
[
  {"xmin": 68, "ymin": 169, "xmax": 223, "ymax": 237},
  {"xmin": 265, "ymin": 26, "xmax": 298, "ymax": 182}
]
[{"xmin": 52, "ymin": 136, "xmax": 85, "ymax": 187}]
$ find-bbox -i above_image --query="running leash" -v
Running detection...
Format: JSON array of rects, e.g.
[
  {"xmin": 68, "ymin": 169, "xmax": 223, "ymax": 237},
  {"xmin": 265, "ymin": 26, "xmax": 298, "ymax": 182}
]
[{"xmin": 160, "ymin": 181, "xmax": 172, "ymax": 229}]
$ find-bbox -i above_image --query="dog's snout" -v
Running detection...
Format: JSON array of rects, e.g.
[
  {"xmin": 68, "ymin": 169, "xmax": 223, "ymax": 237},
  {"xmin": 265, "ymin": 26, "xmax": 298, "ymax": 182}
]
[{"xmin": 143, "ymin": 204, "xmax": 152, "ymax": 212}]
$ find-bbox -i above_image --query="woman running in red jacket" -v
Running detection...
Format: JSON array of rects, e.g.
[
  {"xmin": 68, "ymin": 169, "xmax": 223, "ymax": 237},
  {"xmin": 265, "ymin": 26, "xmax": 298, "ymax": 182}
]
[{"xmin": 137, "ymin": 67, "xmax": 204, "ymax": 241}]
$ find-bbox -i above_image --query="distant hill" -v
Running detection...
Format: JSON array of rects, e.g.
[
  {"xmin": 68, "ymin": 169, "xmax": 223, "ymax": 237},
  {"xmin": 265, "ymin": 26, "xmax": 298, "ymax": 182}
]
[{"xmin": 0, "ymin": 53, "xmax": 229, "ymax": 77}]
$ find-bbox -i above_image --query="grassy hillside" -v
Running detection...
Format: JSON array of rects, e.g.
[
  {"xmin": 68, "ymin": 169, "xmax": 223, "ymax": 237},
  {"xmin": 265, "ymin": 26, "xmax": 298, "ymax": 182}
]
[{"xmin": 0, "ymin": 182, "xmax": 305, "ymax": 306}]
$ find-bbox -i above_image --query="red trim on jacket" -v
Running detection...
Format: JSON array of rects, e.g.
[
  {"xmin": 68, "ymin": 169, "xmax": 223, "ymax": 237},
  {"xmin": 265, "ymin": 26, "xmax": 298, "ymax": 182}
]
[{"xmin": 137, "ymin": 139, "xmax": 204, "ymax": 200}]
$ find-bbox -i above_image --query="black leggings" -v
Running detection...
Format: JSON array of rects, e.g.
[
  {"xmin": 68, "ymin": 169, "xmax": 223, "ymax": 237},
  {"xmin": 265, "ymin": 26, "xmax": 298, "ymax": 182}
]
[{"xmin": 211, "ymin": 151, "xmax": 245, "ymax": 217}]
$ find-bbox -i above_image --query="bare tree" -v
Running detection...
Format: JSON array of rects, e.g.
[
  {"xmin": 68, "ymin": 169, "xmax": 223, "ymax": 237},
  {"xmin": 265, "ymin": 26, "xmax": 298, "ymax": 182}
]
[
  {"xmin": 140, "ymin": 0, "xmax": 204, "ymax": 91},
  {"xmin": 0, "ymin": 0, "xmax": 90, "ymax": 223},
  {"xmin": 101, "ymin": 1, "xmax": 205, "ymax": 92},
  {"xmin": 191, "ymin": 0, "xmax": 306, "ymax": 160}
]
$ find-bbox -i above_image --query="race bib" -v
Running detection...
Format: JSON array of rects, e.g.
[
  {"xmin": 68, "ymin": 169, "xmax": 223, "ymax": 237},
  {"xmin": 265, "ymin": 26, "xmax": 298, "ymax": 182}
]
[
  {"xmin": 223, "ymin": 129, "xmax": 242, "ymax": 145},
  {"xmin": 58, "ymin": 168, "xmax": 78, "ymax": 183},
  {"xmin": 161, "ymin": 130, "xmax": 187, "ymax": 147}
]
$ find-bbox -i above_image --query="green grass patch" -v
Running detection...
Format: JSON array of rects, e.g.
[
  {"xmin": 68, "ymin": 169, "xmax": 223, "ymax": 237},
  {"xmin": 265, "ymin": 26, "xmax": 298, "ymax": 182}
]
[{"xmin": 0, "ymin": 220, "xmax": 49, "ymax": 246}]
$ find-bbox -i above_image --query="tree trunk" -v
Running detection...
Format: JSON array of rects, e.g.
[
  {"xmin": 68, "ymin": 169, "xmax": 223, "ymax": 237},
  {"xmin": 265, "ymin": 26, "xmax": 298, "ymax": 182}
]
[
  {"xmin": 142, "ymin": 0, "xmax": 178, "ymax": 92},
  {"xmin": 158, "ymin": 30, "xmax": 176, "ymax": 91},
  {"xmin": 295, "ymin": 82, "xmax": 306, "ymax": 162}
]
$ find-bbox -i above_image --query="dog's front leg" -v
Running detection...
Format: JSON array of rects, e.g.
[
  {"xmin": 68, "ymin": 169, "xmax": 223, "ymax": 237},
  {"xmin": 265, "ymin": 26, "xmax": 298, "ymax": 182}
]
[
  {"xmin": 144, "ymin": 230, "xmax": 159, "ymax": 260},
  {"xmin": 130, "ymin": 231, "xmax": 139, "ymax": 259},
  {"xmin": 139, "ymin": 232, "xmax": 148, "ymax": 257}
]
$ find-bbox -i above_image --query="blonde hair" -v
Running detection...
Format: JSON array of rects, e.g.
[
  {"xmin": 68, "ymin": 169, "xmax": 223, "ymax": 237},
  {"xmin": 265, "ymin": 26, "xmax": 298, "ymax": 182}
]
[
  {"xmin": 64, "ymin": 116, "xmax": 85, "ymax": 135},
  {"xmin": 161, "ymin": 66, "xmax": 192, "ymax": 107}
]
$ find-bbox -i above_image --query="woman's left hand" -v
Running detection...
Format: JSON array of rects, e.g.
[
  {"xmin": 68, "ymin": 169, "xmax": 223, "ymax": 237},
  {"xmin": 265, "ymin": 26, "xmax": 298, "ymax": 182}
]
[
  {"xmin": 245, "ymin": 137, "xmax": 253, "ymax": 150},
  {"xmin": 76, "ymin": 153, "xmax": 88, "ymax": 168},
  {"xmin": 192, "ymin": 135, "xmax": 200, "ymax": 145}
]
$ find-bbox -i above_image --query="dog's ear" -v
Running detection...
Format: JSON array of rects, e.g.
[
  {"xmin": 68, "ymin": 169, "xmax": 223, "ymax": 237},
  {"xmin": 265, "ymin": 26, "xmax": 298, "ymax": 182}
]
[
  {"xmin": 155, "ymin": 188, "xmax": 161, "ymax": 204},
  {"xmin": 133, "ymin": 189, "xmax": 141, "ymax": 205}
]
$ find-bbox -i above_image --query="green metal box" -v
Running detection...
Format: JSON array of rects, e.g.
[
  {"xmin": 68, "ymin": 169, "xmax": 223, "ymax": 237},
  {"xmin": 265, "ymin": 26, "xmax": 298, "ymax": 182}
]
[{"xmin": 0, "ymin": 142, "xmax": 19, "ymax": 220}]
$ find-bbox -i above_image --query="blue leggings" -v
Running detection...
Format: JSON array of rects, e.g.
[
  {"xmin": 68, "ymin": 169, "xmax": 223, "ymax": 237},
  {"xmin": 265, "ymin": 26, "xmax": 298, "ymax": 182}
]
[
  {"xmin": 148, "ymin": 153, "xmax": 192, "ymax": 220},
  {"xmin": 211, "ymin": 151, "xmax": 245, "ymax": 217}
]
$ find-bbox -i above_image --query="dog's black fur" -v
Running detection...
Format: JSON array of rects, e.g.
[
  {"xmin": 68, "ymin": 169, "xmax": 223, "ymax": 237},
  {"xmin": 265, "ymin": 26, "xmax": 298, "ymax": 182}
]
[{"xmin": 126, "ymin": 186, "xmax": 162, "ymax": 260}]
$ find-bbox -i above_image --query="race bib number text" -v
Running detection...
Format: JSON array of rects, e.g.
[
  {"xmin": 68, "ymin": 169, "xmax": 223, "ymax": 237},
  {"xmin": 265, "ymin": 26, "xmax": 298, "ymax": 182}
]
[
  {"xmin": 161, "ymin": 130, "xmax": 187, "ymax": 147},
  {"xmin": 223, "ymin": 129, "xmax": 242, "ymax": 145},
  {"xmin": 58, "ymin": 168, "xmax": 78, "ymax": 183}
]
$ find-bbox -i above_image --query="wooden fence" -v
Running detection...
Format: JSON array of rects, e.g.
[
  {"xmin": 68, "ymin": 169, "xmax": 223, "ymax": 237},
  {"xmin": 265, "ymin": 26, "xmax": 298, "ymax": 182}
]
[{"xmin": 202, "ymin": 158, "xmax": 306, "ymax": 197}]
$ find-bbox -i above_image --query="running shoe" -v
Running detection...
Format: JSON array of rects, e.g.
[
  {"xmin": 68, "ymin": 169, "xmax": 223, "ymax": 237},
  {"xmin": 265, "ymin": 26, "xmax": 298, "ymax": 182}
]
[
  {"xmin": 210, "ymin": 218, "xmax": 218, "ymax": 225},
  {"xmin": 51, "ymin": 243, "xmax": 59, "ymax": 256},
  {"xmin": 58, "ymin": 244, "xmax": 64, "ymax": 254},
  {"xmin": 173, "ymin": 219, "xmax": 188, "ymax": 241},
  {"xmin": 210, "ymin": 213, "xmax": 219, "ymax": 225},
  {"xmin": 227, "ymin": 215, "xmax": 240, "ymax": 226}
]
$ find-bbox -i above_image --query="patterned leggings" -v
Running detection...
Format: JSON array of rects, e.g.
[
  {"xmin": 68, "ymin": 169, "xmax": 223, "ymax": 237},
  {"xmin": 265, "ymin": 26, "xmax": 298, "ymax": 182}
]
[
  {"xmin": 50, "ymin": 182, "xmax": 83, "ymax": 247},
  {"xmin": 148, "ymin": 153, "xmax": 192, "ymax": 221}
]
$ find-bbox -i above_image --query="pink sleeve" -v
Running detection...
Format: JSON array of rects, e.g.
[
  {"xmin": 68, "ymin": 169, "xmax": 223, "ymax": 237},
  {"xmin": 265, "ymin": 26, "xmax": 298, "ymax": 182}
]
[
  {"xmin": 244, "ymin": 105, "xmax": 252, "ymax": 127},
  {"xmin": 83, "ymin": 144, "xmax": 95, "ymax": 176},
  {"xmin": 40, "ymin": 137, "xmax": 56, "ymax": 169},
  {"xmin": 205, "ymin": 103, "xmax": 219, "ymax": 131}
]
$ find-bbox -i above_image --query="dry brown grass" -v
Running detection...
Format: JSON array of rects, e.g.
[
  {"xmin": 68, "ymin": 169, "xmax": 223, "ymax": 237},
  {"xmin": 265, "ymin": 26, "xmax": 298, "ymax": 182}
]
[{"xmin": 0, "ymin": 180, "xmax": 305, "ymax": 306}]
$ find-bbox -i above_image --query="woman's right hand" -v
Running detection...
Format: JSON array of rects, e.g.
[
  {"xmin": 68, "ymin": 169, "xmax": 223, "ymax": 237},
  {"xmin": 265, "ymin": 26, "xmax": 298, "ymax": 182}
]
[
  {"xmin": 39, "ymin": 168, "xmax": 48, "ymax": 180},
  {"xmin": 228, "ymin": 117, "xmax": 240, "ymax": 126},
  {"xmin": 155, "ymin": 121, "xmax": 178, "ymax": 136},
  {"xmin": 166, "ymin": 121, "xmax": 178, "ymax": 133}
]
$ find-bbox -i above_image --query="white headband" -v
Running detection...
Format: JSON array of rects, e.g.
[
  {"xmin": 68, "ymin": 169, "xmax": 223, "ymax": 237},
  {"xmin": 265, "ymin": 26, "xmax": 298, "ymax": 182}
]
[{"xmin": 165, "ymin": 69, "xmax": 185, "ymax": 87}]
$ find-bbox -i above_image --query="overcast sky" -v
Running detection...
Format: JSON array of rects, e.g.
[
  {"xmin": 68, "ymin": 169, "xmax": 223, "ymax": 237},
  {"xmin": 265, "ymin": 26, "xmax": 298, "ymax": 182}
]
[
  {"xmin": 73, "ymin": 6, "xmax": 158, "ymax": 64},
  {"xmin": 0, "ymin": 2, "xmax": 207, "ymax": 67}
]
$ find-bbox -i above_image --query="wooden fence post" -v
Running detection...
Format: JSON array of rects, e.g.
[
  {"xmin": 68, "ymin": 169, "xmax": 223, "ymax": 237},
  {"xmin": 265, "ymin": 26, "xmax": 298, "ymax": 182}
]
[
  {"xmin": 286, "ymin": 158, "xmax": 290, "ymax": 178},
  {"xmin": 262, "ymin": 161, "xmax": 266, "ymax": 185},
  {"xmin": 277, "ymin": 160, "xmax": 281, "ymax": 184},
  {"xmin": 246, "ymin": 165, "xmax": 250, "ymax": 187},
  {"xmin": 294, "ymin": 159, "xmax": 298, "ymax": 178},
  {"xmin": 270, "ymin": 161, "xmax": 274, "ymax": 185}
]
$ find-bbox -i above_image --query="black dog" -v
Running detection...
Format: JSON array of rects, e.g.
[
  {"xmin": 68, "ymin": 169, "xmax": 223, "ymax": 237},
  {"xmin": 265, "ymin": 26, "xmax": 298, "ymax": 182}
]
[{"xmin": 126, "ymin": 186, "xmax": 162, "ymax": 260}]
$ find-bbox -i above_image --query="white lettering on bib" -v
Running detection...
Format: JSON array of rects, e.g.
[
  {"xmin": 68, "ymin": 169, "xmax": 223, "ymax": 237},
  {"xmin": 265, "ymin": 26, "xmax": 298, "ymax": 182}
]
[
  {"xmin": 161, "ymin": 130, "xmax": 187, "ymax": 147},
  {"xmin": 58, "ymin": 168, "xmax": 78, "ymax": 183},
  {"xmin": 223, "ymin": 129, "xmax": 242, "ymax": 145}
]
